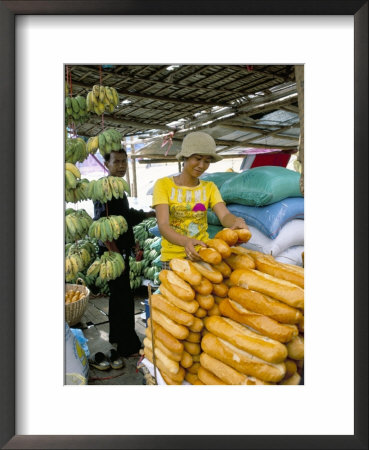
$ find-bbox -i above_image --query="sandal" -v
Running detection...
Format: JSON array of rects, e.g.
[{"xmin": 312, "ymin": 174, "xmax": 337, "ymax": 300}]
[
  {"xmin": 107, "ymin": 349, "xmax": 125, "ymax": 370},
  {"xmin": 89, "ymin": 352, "xmax": 110, "ymax": 371}
]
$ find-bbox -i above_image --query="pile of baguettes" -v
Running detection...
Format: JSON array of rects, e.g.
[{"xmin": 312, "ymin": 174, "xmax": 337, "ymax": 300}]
[{"xmin": 143, "ymin": 227, "xmax": 304, "ymax": 385}]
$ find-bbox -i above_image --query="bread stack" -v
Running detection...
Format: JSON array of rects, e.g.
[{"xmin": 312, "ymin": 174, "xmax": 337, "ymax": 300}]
[{"xmin": 144, "ymin": 227, "xmax": 304, "ymax": 385}]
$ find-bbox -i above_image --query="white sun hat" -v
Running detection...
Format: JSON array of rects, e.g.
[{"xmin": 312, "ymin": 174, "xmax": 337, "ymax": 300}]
[{"xmin": 176, "ymin": 131, "xmax": 222, "ymax": 162}]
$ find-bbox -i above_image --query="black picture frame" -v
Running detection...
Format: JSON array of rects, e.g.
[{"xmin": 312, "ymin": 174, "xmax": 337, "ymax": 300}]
[{"xmin": 1, "ymin": 1, "xmax": 367, "ymax": 449}]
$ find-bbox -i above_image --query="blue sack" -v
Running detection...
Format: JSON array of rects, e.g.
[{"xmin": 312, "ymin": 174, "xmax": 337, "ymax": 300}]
[
  {"xmin": 207, "ymin": 197, "xmax": 304, "ymax": 239},
  {"xmin": 220, "ymin": 166, "xmax": 302, "ymax": 206}
]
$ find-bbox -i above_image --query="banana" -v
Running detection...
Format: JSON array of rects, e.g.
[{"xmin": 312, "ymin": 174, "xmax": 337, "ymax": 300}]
[
  {"xmin": 111, "ymin": 87, "xmax": 119, "ymax": 106},
  {"xmin": 65, "ymin": 257, "xmax": 73, "ymax": 276},
  {"xmin": 65, "ymin": 170, "xmax": 77, "ymax": 189},
  {"xmin": 98, "ymin": 133, "xmax": 106, "ymax": 153},
  {"xmin": 121, "ymin": 178, "xmax": 131, "ymax": 196},
  {"xmin": 94, "ymin": 179, "xmax": 103, "ymax": 202},
  {"xmin": 104, "ymin": 218, "xmax": 114, "ymax": 242},
  {"xmin": 108, "ymin": 176, "xmax": 119, "ymax": 199},
  {"xmin": 69, "ymin": 254, "xmax": 81, "ymax": 274},
  {"xmin": 99, "ymin": 86, "xmax": 106, "ymax": 102},
  {"xmin": 108, "ymin": 103, "xmax": 115, "ymax": 113},
  {"xmin": 70, "ymin": 214, "xmax": 83, "ymax": 238},
  {"xmin": 79, "ymin": 248, "xmax": 91, "ymax": 266},
  {"xmin": 117, "ymin": 215, "xmax": 128, "ymax": 233},
  {"xmin": 109, "ymin": 216, "xmax": 121, "ymax": 240},
  {"xmin": 86, "ymin": 92, "xmax": 93, "ymax": 111},
  {"xmin": 100, "ymin": 177, "xmax": 112, "ymax": 201},
  {"xmin": 87, "ymin": 258, "xmax": 101, "ymax": 277},
  {"xmin": 99, "ymin": 219, "xmax": 108, "ymax": 242},
  {"xmin": 105, "ymin": 258, "xmax": 114, "ymax": 280},
  {"xmin": 66, "ymin": 162, "xmax": 81, "ymax": 179},
  {"xmin": 105, "ymin": 86, "xmax": 114, "ymax": 103},
  {"xmin": 66, "ymin": 214, "xmax": 77, "ymax": 236},
  {"xmin": 116, "ymin": 178, "xmax": 124, "ymax": 197},
  {"xmin": 71, "ymin": 97, "xmax": 80, "ymax": 113},
  {"xmin": 93, "ymin": 85, "xmax": 100, "ymax": 98},
  {"xmin": 76, "ymin": 95, "xmax": 86, "ymax": 110},
  {"xmin": 91, "ymin": 91, "xmax": 99, "ymax": 106},
  {"xmin": 99, "ymin": 262, "xmax": 107, "ymax": 281},
  {"xmin": 104, "ymin": 130, "xmax": 112, "ymax": 144},
  {"xmin": 94, "ymin": 222, "xmax": 101, "ymax": 240}
]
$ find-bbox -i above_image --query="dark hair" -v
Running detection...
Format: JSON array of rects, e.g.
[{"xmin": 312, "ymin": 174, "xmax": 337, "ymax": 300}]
[{"xmin": 103, "ymin": 148, "xmax": 127, "ymax": 162}]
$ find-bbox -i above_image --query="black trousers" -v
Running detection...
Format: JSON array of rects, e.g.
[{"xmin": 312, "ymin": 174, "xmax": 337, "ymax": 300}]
[{"xmin": 107, "ymin": 260, "xmax": 141, "ymax": 357}]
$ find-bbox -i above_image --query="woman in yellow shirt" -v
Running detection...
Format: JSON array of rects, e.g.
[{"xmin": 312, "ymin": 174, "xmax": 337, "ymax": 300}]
[{"xmin": 152, "ymin": 132, "xmax": 250, "ymax": 267}]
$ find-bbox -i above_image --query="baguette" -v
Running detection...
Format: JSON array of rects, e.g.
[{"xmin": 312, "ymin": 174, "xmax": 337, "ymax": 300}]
[
  {"xmin": 147, "ymin": 319, "xmax": 184, "ymax": 354},
  {"xmin": 158, "ymin": 284, "xmax": 199, "ymax": 314},
  {"xmin": 145, "ymin": 328, "xmax": 182, "ymax": 361},
  {"xmin": 183, "ymin": 340, "xmax": 201, "ymax": 356},
  {"xmin": 204, "ymin": 315, "xmax": 288, "ymax": 363},
  {"xmin": 186, "ymin": 331, "xmax": 201, "ymax": 343},
  {"xmin": 211, "ymin": 282, "xmax": 228, "ymax": 298},
  {"xmin": 144, "ymin": 347, "xmax": 185, "ymax": 383},
  {"xmin": 234, "ymin": 228, "xmax": 252, "ymax": 243},
  {"xmin": 161, "ymin": 371, "xmax": 183, "ymax": 385},
  {"xmin": 180, "ymin": 351, "xmax": 193, "ymax": 368},
  {"xmin": 159, "ymin": 270, "xmax": 195, "ymax": 301},
  {"xmin": 189, "ymin": 316, "xmax": 204, "ymax": 333},
  {"xmin": 191, "ymin": 353, "xmax": 201, "ymax": 363},
  {"xmin": 192, "ymin": 276, "xmax": 213, "ymax": 295},
  {"xmin": 198, "ymin": 247, "xmax": 222, "ymax": 265},
  {"xmin": 228, "ymin": 286, "xmax": 303, "ymax": 324},
  {"xmin": 192, "ymin": 261, "xmax": 223, "ymax": 284},
  {"xmin": 214, "ymin": 228, "xmax": 238, "ymax": 246},
  {"xmin": 279, "ymin": 372, "xmax": 301, "ymax": 385},
  {"xmin": 151, "ymin": 293, "xmax": 195, "ymax": 327},
  {"xmin": 151, "ymin": 308, "xmax": 190, "ymax": 340},
  {"xmin": 212, "ymin": 261, "xmax": 232, "ymax": 278},
  {"xmin": 230, "ymin": 269, "xmax": 304, "ymax": 309},
  {"xmin": 254, "ymin": 255, "xmax": 304, "ymax": 288},
  {"xmin": 198, "ymin": 366, "xmax": 226, "ymax": 385},
  {"xmin": 286, "ymin": 335, "xmax": 304, "ymax": 360},
  {"xmin": 196, "ymin": 293, "xmax": 215, "ymax": 311},
  {"xmin": 207, "ymin": 303, "xmax": 221, "ymax": 316},
  {"xmin": 169, "ymin": 258, "xmax": 202, "ymax": 286},
  {"xmin": 194, "ymin": 307, "xmax": 207, "ymax": 318},
  {"xmin": 201, "ymin": 333, "xmax": 286, "ymax": 382},
  {"xmin": 206, "ymin": 238, "xmax": 232, "ymax": 259},
  {"xmin": 184, "ymin": 371, "xmax": 201, "ymax": 385},
  {"xmin": 143, "ymin": 337, "xmax": 180, "ymax": 374},
  {"xmin": 200, "ymin": 352, "xmax": 248, "ymax": 385},
  {"xmin": 219, "ymin": 298, "xmax": 299, "ymax": 343},
  {"xmin": 230, "ymin": 246, "xmax": 265, "ymax": 259},
  {"xmin": 187, "ymin": 362, "xmax": 201, "ymax": 374},
  {"xmin": 224, "ymin": 253, "xmax": 256, "ymax": 271},
  {"xmin": 284, "ymin": 359, "xmax": 298, "ymax": 379}
]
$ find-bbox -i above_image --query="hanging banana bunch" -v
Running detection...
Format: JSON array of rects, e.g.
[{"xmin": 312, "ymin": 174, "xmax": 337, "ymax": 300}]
[{"xmin": 86, "ymin": 85, "xmax": 120, "ymax": 116}]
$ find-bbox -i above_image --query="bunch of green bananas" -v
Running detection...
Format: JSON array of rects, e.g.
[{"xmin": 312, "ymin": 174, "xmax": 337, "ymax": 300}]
[
  {"xmin": 67, "ymin": 270, "xmax": 97, "ymax": 288},
  {"xmin": 92, "ymin": 128, "xmax": 122, "ymax": 157},
  {"xmin": 66, "ymin": 238, "xmax": 97, "ymax": 261},
  {"xmin": 86, "ymin": 85, "xmax": 119, "ymax": 116},
  {"xmin": 65, "ymin": 137, "xmax": 89, "ymax": 164},
  {"xmin": 133, "ymin": 217, "xmax": 157, "ymax": 248},
  {"xmin": 88, "ymin": 215, "xmax": 128, "ymax": 242},
  {"xmin": 95, "ymin": 275, "xmax": 110, "ymax": 295},
  {"xmin": 65, "ymin": 209, "xmax": 93, "ymax": 243},
  {"xmin": 65, "ymin": 95, "xmax": 89, "ymax": 126},
  {"xmin": 66, "ymin": 251, "xmax": 90, "ymax": 282},
  {"xmin": 86, "ymin": 251, "xmax": 125, "ymax": 282},
  {"xmin": 87, "ymin": 176, "xmax": 129, "ymax": 203},
  {"xmin": 65, "ymin": 179, "xmax": 90, "ymax": 203},
  {"xmin": 65, "ymin": 163, "xmax": 81, "ymax": 190}
]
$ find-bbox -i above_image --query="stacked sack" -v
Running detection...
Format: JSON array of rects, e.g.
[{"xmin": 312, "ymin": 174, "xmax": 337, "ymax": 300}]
[
  {"xmin": 143, "ymin": 227, "xmax": 304, "ymax": 385},
  {"xmin": 205, "ymin": 166, "xmax": 304, "ymax": 266}
]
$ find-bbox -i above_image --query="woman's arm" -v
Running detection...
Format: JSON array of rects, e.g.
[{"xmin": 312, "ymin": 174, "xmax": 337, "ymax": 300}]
[
  {"xmin": 155, "ymin": 204, "xmax": 206, "ymax": 261},
  {"xmin": 213, "ymin": 202, "xmax": 249, "ymax": 230}
]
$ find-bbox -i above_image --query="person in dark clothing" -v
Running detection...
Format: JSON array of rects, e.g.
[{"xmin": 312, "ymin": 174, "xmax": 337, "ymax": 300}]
[{"xmin": 93, "ymin": 148, "xmax": 155, "ymax": 365}]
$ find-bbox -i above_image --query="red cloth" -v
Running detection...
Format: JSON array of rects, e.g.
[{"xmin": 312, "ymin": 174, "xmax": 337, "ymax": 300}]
[{"xmin": 250, "ymin": 153, "xmax": 291, "ymax": 168}]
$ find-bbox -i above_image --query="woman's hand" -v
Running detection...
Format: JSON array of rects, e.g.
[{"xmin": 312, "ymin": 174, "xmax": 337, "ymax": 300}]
[
  {"xmin": 184, "ymin": 238, "xmax": 207, "ymax": 261},
  {"xmin": 230, "ymin": 216, "xmax": 249, "ymax": 230}
]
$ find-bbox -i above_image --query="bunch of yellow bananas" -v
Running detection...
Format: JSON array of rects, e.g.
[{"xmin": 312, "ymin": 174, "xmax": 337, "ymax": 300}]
[
  {"xmin": 65, "ymin": 252, "xmax": 87, "ymax": 282},
  {"xmin": 65, "ymin": 137, "xmax": 89, "ymax": 164},
  {"xmin": 65, "ymin": 95, "xmax": 89, "ymax": 126},
  {"xmin": 86, "ymin": 85, "xmax": 119, "ymax": 116},
  {"xmin": 86, "ymin": 251, "xmax": 125, "ymax": 281},
  {"xmin": 86, "ymin": 128, "xmax": 122, "ymax": 156},
  {"xmin": 65, "ymin": 179, "xmax": 90, "ymax": 203},
  {"xmin": 87, "ymin": 176, "xmax": 129, "ymax": 203},
  {"xmin": 88, "ymin": 215, "xmax": 128, "ymax": 242},
  {"xmin": 65, "ymin": 209, "xmax": 93, "ymax": 243},
  {"xmin": 65, "ymin": 163, "xmax": 81, "ymax": 190}
]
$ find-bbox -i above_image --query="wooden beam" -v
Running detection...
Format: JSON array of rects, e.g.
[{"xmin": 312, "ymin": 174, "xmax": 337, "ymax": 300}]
[{"xmin": 71, "ymin": 80, "xmax": 230, "ymax": 108}]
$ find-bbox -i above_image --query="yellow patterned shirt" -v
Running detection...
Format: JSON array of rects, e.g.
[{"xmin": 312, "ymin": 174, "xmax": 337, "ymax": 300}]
[{"xmin": 152, "ymin": 176, "xmax": 224, "ymax": 261}]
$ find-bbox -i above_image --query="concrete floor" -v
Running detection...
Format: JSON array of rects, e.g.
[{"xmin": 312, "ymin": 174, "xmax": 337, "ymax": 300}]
[{"xmin": 71, "ymin": 286, "xmax": 150, "ymax": 385}]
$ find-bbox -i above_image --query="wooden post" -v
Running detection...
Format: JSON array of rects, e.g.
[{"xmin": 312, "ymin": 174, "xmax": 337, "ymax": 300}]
[
  {"xmin": 131, "ymin": 143, "xmax": 138, "ymax": 198},
  {"xmin": 295, "ymin": 65, "xmax": 304, "ymax": 196}
]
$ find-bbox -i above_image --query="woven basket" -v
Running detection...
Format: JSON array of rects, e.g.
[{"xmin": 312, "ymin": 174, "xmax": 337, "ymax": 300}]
[{"xmin": 65, "ymin": 278, "xmax": 90, "ymax": 326}]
